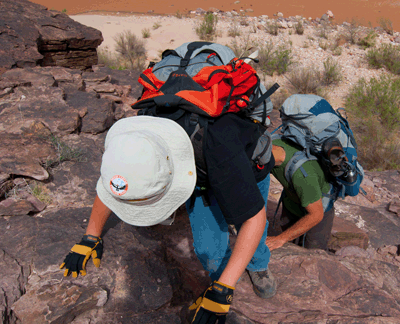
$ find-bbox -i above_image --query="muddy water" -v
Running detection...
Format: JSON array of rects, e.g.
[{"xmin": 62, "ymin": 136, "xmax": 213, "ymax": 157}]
[{"xmin": 31, "ymin": 0, "xmax": 400, "ymax": 31}]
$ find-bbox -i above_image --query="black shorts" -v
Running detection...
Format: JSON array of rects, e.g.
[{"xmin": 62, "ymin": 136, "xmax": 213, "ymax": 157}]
[{"xmin": 281, "ymin": 204, "xmax": 335, "ymax": 250}]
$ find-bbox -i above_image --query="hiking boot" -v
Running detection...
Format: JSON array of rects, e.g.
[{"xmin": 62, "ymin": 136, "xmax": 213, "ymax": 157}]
[{"xmin": 247, "ymin": 268, "xmax": 277, "ymax": 299}]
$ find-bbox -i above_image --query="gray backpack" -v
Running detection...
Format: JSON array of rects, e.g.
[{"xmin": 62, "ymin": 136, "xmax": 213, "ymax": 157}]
[{"xmin": 272, "ymin": 94, "xmax": 365, "ymax": 212}]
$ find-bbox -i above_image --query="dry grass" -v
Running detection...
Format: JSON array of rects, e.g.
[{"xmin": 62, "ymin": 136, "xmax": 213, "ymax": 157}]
[{"xmin": 113, "ymin": 30, "xmax": 147, "ymax": 71}]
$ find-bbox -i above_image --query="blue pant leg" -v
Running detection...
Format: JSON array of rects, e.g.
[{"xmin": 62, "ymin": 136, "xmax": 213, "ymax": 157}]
[
  {"xmin": 186, "ymin": 189, "xmax": 232, "ymax": 282},
  {"xmin": 236, "ymin": 174, "xmax": 271, "ymax": 272}
]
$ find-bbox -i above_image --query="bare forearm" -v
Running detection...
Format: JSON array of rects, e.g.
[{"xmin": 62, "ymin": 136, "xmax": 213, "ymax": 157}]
[
  {"xmin": 218, "ymin": 207, "xmax": 267, "ymax": 287},
  {"xmin": 278, "ymin": 213, "xmax": 321, "ymax": 243},
  {"xmin": 85, "ymin": 195, "xmax": 112, "ymax": 237},
  {"xmin": 266, "ymin": 199, "xmax": 324, "ymax": 250}
]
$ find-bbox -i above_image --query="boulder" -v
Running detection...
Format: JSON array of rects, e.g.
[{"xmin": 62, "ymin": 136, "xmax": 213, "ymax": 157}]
[
  {"xmin": 0, "ymin": 0, "xmax": 103, "ymax": 73},
  {"xmin": 231, "ymin": 244, "xmax": 400, "ymax": 323},
  {"xmin": 328, "ymin": 216, "xmax": 369, "ymax": 251}
]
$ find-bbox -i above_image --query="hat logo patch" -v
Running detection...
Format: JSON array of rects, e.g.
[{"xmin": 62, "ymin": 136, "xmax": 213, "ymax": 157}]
[{"xmin": 110, "ymin": 175, "xmax": 128, "ymax": 196}]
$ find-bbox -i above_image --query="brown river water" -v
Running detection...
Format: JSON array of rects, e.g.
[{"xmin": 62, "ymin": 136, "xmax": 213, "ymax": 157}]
[{"xmin": 30, "ymin": 0, "xmax": 400, "ymax": 31}]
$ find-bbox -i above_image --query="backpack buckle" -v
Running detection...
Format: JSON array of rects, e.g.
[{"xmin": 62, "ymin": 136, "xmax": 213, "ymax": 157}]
[{"xmin": 189, "ymin": 113, "xmax": 199, "ymax": 126}]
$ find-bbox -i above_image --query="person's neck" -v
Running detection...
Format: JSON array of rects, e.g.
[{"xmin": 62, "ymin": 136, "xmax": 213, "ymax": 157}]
[{"xmin": 272, "ymin": 145, "xmax": 286, "ymax": 166}]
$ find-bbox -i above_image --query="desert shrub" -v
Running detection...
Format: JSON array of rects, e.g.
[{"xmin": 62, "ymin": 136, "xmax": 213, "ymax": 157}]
[
  {"xmin": 357, "ymin": 30, "xmax": 377, "ymax": 49},
  {"xmin": 378, "ymin": 17, "xmax": 394, "ymax": 35},
  {"xmin": 348, "ymin": 117, "xmax": 400, "ymax": 170},
  {"xmin": 286, "ymin": 67, "xmax": 322, "ymax": 94},
  {"xmin": 227, "ymin": 34, "xmax": 255, "ymax": 58},
  {"xmin": 345, "ymin": 75, "xmax": 400, "ymax": 170},
  {"xmin": 332, "ymin": 45, "xmax": 343, "ymax": 56},
  {"xmin": 257, "ymin": 41, "xmax": 293, "ymax": 76},
  {"xmin": 141, "ymin": 28, "xmax": 151, "ymax": 38},
  {"xmin": 319, "ymin": 39, "xmax": 329, "ymax": 50},
  {"xmin": 195, "ymin": 12, "xmax": 218, "ymax": 40},
  {"xmin": 97, "ymin": 47, "xmax": 120, "ymax": 69},
  {"xmin": 175, "ymin": 10, "xmax": 183, "ymax": 19},
  {"xmin": 227, "ymin": 18, "xmax": 242, "ymax": 37},
  {"xmin": 366, "ymin": 43, "xmax": 400, "ymax": 75},
  {"xmin": 345, "ymin": 75, "xmax": 400, "ymax": 131},
  {"xmin": 265, "ymin": 20, "xmax": 279, "ymax": 36},
  {"xmin": 316, "ymin": 21, "xmax": 331, "ymax": 39},
  {"xmin": 153, "ymin": 22, "xmax": 162, "ymax": 30},
  {"xmin": 322, "ymin": 57, "xmax": 342, "ymax": 85},
  {"xmin": 343, "ymin": 19, "xmax": 360, "ymax": 44},
  {"xmin": 114, "ymin": 30, "xmax": 147, "ymax": 71},
  {"xmin": 295, "ymin": 19, "xmax": 304, "ymax": 35}
]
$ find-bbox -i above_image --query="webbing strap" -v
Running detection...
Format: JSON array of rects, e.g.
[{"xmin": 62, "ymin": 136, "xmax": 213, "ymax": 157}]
[
  {"xmin": 272, "ymin": 191, "xmax": 285, "ymax": 229},
  {"xmin": 284, "ymin": 151, "xmax": 318, "ymax": 187},
  {"xmin": 180, "ymin": 41, "xmax": 213, "ymax": 68},
  {"xmin": 250, "ymin": 83, "xmax": 280, "ymax": 109}
]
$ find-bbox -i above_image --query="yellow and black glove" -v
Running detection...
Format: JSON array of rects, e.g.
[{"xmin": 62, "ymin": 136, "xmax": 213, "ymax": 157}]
[
  {"xmin": 189, "ymin": 281, "xmax": 235, "ymax": 324},
  {"xmin": 60, "ymin": 234, "xmax": 103, "ymax": 278}
]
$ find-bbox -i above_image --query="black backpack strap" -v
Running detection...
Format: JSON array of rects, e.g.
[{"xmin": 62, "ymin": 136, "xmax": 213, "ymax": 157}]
[
  {"xmin": 180, "ymin": 41, "xmax": 213, "ymax": 68},
  {"xmin": 161, "ymin": 49, "xmax": 179, "ymax": 59},
  {"xmin": 250, "ymin": 83, "xmax": 280, "ymax": 110}
]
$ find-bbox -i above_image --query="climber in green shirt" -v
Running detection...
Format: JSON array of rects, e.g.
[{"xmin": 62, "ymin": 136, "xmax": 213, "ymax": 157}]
[{"xmin": 266, "ymin": 138, "xmax": 335, "ymax": 251}]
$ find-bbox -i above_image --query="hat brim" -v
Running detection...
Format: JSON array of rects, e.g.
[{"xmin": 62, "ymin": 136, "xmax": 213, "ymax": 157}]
[{"xmin": 96, "ymin": 116, "xmax": 196, "ymax": 226}]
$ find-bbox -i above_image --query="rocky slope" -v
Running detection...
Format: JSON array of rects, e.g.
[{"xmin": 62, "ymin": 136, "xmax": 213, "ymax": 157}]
[{"xmin": 0, "ymin": 1, "xmax": 399, "ymax": 323}]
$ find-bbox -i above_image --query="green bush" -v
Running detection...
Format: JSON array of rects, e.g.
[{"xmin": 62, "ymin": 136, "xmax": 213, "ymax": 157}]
[
  {"xmin": 257, "ymin": 41, "xmax": 293, "ymax": 76},
  {"xmin": 322, "ymin": 57, "xmax": 342, "ymax": 85},
  {"xmin": 357, "ymin": 30, "xmax": 377, "ymax": 49},
  {"xmin": 195, "ymin": 13, "xmax": 218, "ymax": 40},
  {"xmin": 366, "ymin": 43, "xmax": 400, "ymax": 75},
  {"xmin": 345, "ymin": 75, "xmax": 400, "ymax": 170},
  {"xmin": 345, "ymin": 75, "xmax": 400, "ymax": 130}
]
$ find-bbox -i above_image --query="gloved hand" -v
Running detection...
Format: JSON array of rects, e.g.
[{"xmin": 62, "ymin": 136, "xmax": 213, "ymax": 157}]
[
  {"xmin": 60, "ymin": 234, "xmax": 103, "ymax": 278},
  {"xmin": 189, "ymin": 281, "xmax": 235, "ymax": 324}
]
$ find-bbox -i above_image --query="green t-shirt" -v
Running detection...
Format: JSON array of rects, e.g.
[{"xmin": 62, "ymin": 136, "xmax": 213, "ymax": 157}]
[{"xmin": 271, "ymin": 139, "xmax": 331, "ymax": 217}]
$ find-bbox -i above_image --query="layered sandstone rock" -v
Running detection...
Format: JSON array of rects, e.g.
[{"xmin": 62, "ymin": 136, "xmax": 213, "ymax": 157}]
[{"xmin": 0, "ymin": 0, "xmax": 103, "ymax": 73}]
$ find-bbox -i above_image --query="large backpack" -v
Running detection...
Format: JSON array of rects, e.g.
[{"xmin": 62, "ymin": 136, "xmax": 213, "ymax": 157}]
[
  {"xmin": 272, "ymin": 94, "xmax": 365, "ymax": 212},
  {"xmin": 132, "ymin": 41, "xmax": 279, "ymax": 186}
]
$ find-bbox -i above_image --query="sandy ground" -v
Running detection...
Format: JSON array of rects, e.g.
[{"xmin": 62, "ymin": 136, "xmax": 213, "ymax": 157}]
[
  {"xmin": 70, "ymin": 14, "xmax": 207, "ymax": 61},
  {"xmin": 70, "ymin": 12, "xmax": 394, "ymax": 110},
  {"xmin": 33, "ymin": 0, "xmax": 400, "ymax": 31}
]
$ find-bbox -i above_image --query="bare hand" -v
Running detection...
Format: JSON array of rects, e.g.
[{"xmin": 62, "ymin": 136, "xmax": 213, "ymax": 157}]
[{"xmin": 265, "ymin": 236, "xmax": 286, "ymax": 251}]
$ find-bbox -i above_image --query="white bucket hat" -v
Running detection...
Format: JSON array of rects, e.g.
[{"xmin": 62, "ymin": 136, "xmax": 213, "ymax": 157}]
[{"xmin": 96, "ymin": 116, "xmax": 196, "ymax": 226}]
